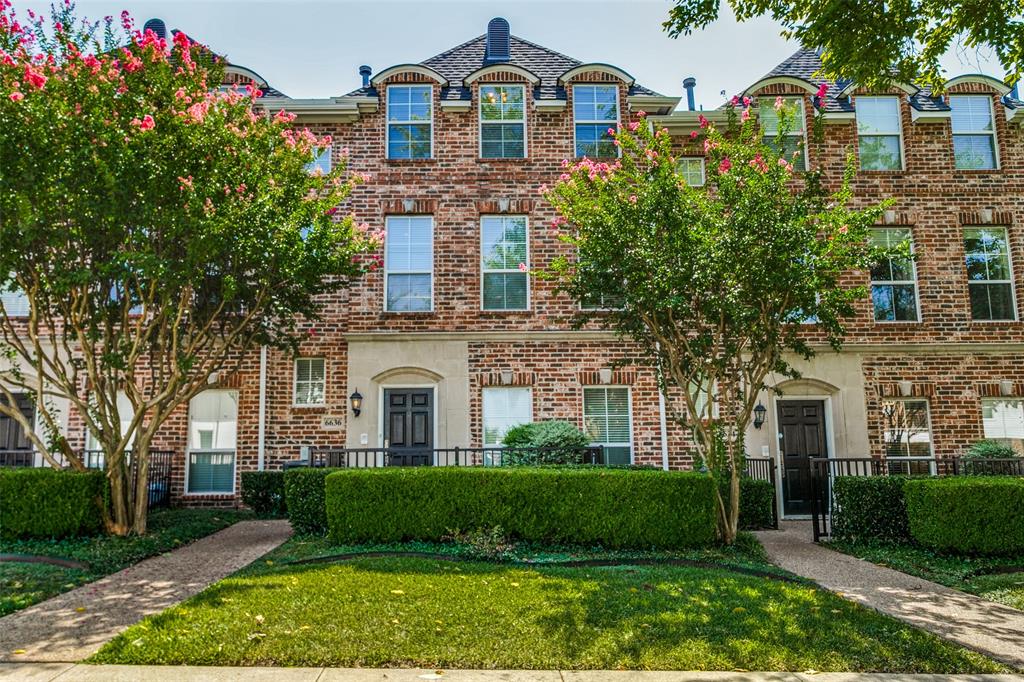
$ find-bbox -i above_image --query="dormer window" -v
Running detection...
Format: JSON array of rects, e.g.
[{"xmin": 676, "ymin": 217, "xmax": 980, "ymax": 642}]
[
  {"xmin": 387, "ymin": 85, "xmax": 432, "ymax": 159},
  {"xmin": 857, "ymin": 97, "xmax": 903, "ymax": 171},
  {"xmin": 480, "ymin": 85, "xmax": 526, "ymax": 158},
  {"xmin": 573, "ymin": 85, "xmax": 618, "ymax": 158},
  {"xmin": 759, "ymin": 97, "xmax": 806, "ymax": 170},
  {"xmin": 950, "ymin": 95, "xmax": 997, "ymax": 170},
  {"xmin": 305, "ymin": 146, "xmax": 332, "ymax": 174}
]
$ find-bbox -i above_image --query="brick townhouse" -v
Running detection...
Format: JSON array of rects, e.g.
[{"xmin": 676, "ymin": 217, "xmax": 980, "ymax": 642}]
[{"xmin": 3, "ymin": 17, "xmax": 1024, "ymax": 518}]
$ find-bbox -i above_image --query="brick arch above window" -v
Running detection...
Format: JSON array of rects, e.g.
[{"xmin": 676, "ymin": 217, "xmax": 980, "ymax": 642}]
[{"xmin": 371, "ymin": 64, "xmax": 447, "ymax": 87}]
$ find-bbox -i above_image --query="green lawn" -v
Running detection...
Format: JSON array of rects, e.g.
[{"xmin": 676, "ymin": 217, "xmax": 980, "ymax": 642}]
[
  {"xmin": 91, "ymin": 540, "xmax": 1004, "ymax": 672},
  {"xmin": 827, "ymin": 540, "xmax": 1024, "ymax": 611},
  {"xmin": 0, "ymin": 508, "xmax": 251, "ymax": 616}
]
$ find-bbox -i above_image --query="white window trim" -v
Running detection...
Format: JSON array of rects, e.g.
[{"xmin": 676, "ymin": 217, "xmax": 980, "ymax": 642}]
[
  {"xmin": 482, "ymin": 386, "xmax": 534, "ymax": 447},
  {"xmin": 478, "ymin": 84, "xmax": 527, "ymax": 159},
  {"xmin": 950, "ymin": 94, "xmax": 1000, "ymax": 170},
  {"xmin": 880, "ymin": 397, "xmax": 934, "ymax": 458},
  {"xmin": 293, "ymin": 357, "xmax": 327, "ymax": 408},
  {"xmin": 760, "ymin": 97, "xmax": 809, "ymax": 170},
  {"xmin": 870, "ymin": 227, "xmax": 921, "ymax": 323},
  {"xmin": 965, "ymin": 226, "xmax": 1018, "ymax": 322},
  {"xmin": 582, "ymin": 385, "xmax": 634, "ymax": 464},
  {"xmin": 678, "ymin": 157, "xmax": 706, "ymax": 187},
  {"xmin": 184, "ymin": 389, "xmax": 238, "ymax": 496},
  {"xmin": 480, "ymin": 215, "xmax": 530, "ymax": 311},
  {"xmin": 386, "ymin": 84, "xmax": 433, "ymax": 160},
  {"xmin": 384, "ymin": 215, "xmax": 435, "ymax": 313},
  {"xmin": 856, "ymin": 96, "xmax": 905, "ymax": 171},
  {"xmin": 572, "ymin": 84, "xmax": 621, "ymax": 159}
]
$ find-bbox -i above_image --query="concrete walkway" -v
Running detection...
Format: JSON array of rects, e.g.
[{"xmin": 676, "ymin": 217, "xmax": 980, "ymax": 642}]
[
  {"xmin": 755, "ymin": 521, "xmax": 1024, "ymax": 670},
  {"xmin": 0, "ymin": 520, "xmax": 291, "ymax": 664},
  {"xmin": 2, "ymin": 665, "xmax": 1023, "ymax": 681}
]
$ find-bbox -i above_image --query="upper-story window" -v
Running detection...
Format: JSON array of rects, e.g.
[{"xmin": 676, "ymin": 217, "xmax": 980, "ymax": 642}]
[
  {"xmin": 677, "ymin": 158, "xmax": 706, "ymax": 187},
  {"xmin": 385, "ymin": 215, "xmax": 433, "ymax": 312},
  {"xmin": 870, "ymin": 227, "xmax": 919, "ymax": 322},
  {"xmin": 573, "ymin": 85, "xmax": 618, "ymax": 158},
  {"xmin": 759, "ymin": 97, "xmax": 806, "ymax": 170},
  {"xmin": 305, "ymin": 146, "xmax": 332, "ymax": 174},
  {"xmin": 857, "ymin": 96, "xmax": 903, "ymax": 171},
  {"xmin": 950, "ymin": 95, "xmax": 997, "ymax": 170},
  {"xmin": 387, "ymin": 85, "xmax": 432, "ymax": 159},
  {"xmin": 0, "ymin": 282, "xmax": 29, "ymax": 317},
  {"xmin": 964, "ymin": 227, "xmax": 1016, "ymax": 321},
  {"xmin": 481, "ymin": 215, "xmax": 528, "ymax": 310},
  {"xmin": 480, "ymin": 85, "xmax": 526, "ymax": 159}
]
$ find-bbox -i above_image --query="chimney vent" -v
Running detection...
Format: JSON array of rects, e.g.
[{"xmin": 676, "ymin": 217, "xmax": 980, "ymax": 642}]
[
  {"xmin": 143, "ymin": 18, "xmax": 167, "ymax": 39},
  {"xmin": 359, "ymin": 65, "xmax": 372, "ymax": 88},
  {"xmin": 485, "ymin": 18, "xmax": 511, "ymax": 62},
  {"xmin": 683, "ymin": 77, "xmax": 696, "ymax": 111}
]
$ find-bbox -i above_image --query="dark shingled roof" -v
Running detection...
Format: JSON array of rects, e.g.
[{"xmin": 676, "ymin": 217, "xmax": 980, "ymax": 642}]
[{"xmin": 345, "ymin": 33, "xmax": 660, "ymax": 100}]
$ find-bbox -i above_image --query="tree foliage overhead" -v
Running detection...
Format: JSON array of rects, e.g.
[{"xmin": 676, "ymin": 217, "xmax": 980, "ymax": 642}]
[
  {"xmin": 0, "ymin": 1, "xmax": 380, "ymax": 534},
  {"xmin": 544, "ymin": 103, "xmax": 896, "ymax": 542},
  {"xmin": 664, "ymin": 0, "xmax": 1024, "ymax": 91}
]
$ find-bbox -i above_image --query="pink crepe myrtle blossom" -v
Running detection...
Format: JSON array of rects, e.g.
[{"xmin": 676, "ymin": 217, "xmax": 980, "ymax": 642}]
[
  {"xmin": 628, "ymin": 120, "xmax": 640, "ymax": 132},
  {"xmin": 636, "ymin": 110, "xmax": 647, "ymax": 118},
  {"xmin": 23, "ymin": 65, "xmax": 46, "ymax": 89},
  {"xmin": 689, "ymin": 130, "xmax": 698, "ymax": 140},
  {"xmin": 518, "ymin": 262, "xmax": 528, "ymax": 272},
  {"xmin": 274, "ymin": 109, "xmax": 297, "ymax": 124},
  {"xmin": 718, "ymin": 157, "xmax": 732, "ymax": 173},
  {"xmin": 774, "ymin": 96, "xmax": 785, "ymax": 111},
  {"xmin": 741, "ymin": 108, "xmax": 750, "ymax": 122},
  {"xmin": 698, "ymin": 113, "xmax": 709, "ymax": 129},
  {"xmin": 8, "ymin": 91, "xmax": 23, "ymax": 101},
  {"xmin": 816, "ymin": 83, "xmax": 829, "ymax": 99},
  {"xmin": 131, "ymin": 114, "xmax": 155, "ymax": 131},
  {"xmin": 743, "ymin": 96, "xmax": 751, "ymax": 107},
  {"xmin": 730, "ymin": 95, "xmax": 739, "ymax": 107},
  {"xmin": 629, "ymin": 194, "xmax": 638, "ymax": 204}
]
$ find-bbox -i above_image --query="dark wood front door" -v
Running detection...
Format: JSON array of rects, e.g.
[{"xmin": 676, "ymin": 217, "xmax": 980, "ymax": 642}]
[
  {"xmin": 0, "ymin": 394, "xmax": 35, "ymax": 466},
  {"xmin": 384, "ymin": 388, "xmax": 433, "ymax": 466},
  {"xmin": 777, "ymin": 400, "xmax": 827, "ymax": 516}
]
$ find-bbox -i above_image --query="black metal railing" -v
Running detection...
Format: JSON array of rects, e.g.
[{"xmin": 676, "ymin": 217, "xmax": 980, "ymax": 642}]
[
  {"xmin": 742, "ymin": 456, "xmax": 779, "ymax": 530},
  {"xmin": 305, "ymin": 445, "xmax": 608, "ymax": 469},
  {"xmin": 0, "ymin": 449, "xmax": 34, "ymax": 467},
  {"xmin": 84, "ymin": 449, "xmax": 174, "ymax": 509},
  {"xmin": 951, "ymin": 457, "xmax": 1024, "ymax": 476}
]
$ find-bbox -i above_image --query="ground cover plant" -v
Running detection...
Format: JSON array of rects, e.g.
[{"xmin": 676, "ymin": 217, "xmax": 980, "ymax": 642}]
[{"xmin": 0, "ymin": 508, "xmax": 250, "ymax": 616}]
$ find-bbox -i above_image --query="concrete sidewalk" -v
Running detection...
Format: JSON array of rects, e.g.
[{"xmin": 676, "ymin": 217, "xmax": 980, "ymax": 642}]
[
  {"xmin": 0, "ymin": 520, "xmax": 291, "ymax": 664},
  {"xmin": 754, "ymin": 522, "xmax": 1024, "ymax": 670},
  {"xmin": 2, "ymin": 665, "xmax": 1023, "ymax": 681}
]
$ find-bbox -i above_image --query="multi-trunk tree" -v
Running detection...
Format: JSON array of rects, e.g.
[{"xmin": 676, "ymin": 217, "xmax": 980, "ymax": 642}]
[
  {"xmin": 0, "ymin": 2, "xmax": 380, "ymax": 535},
  {"xmin": 545, "ymin": 102, "xmax": 898, "ymax": 543}
]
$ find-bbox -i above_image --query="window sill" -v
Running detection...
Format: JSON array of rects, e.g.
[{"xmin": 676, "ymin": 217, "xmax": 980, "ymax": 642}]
[
  {"xmin": 380, "ymin": 311, "xmax": 436, "ymax": 316},
  {"xmin": 480, "ymin": 309, "xmax": 532, "ymax": 315},
  {"xmin": 475, "ymin": 157, "xmax": 530, "ymax": 164},
  {"xmin": 183, "ymin": 491, "xmax": 236, "ymax": 497},
  {"xmin": 292, "ymin": 403, "xmax": 328, "ymax": 410},
  {"xmin": 858, "ymin": 169, "xmax": 906, "ymax": 175},
  {"xmin": 953, "ymin": 168, "xmax": 1001, "ymax": 174},
  {"xmin": 385, "ymin": 158, "xmax": 437, "ymax": 165}
]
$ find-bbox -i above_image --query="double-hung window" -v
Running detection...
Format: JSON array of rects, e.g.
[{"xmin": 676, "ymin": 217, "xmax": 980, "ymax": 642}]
[
  {"xmin": 0, "ymin": 281, "xmax": 29, "ymax": 317},
  {"xmin": 481, "ymin": 215, "xmax": 528, "ymax": 310},
  {"xmin": 573, "ymin": 85, "xmax": 618, "ymax": 158},
  {"xmin": 305, "ymin": 146, "xmax": 332, "ymax": 174},
  {"xmin": 583, "ymin": 386, "xmax": 632, "ymax": 465},
  {"xmin": 482, "ymin": 387, "xmax": 532, "ymax": 446},
  {"xmin": 881, "ymin": 399, "xmax": 932, "ymax": 457},
  {"xmin": 982, "ymin": 398, "xmax": 1024, "ymax": 452},
  {"xmin": 857, "ymin": 96, "xmax": 903, "ymax": 170},
  {"xmin": 964, "ymin": 227, "xmax": 1016, "ymax": 320},
  {"xmin": 951, "ymin": 95, "xmax": 997, "ymax": 170},
  {"xmin": 385, "ymin": 216, "xmax": 433, "ymax": 312},
  {"xmin": 759, "ymin": 98, "xmax": 806, "ymax": 170},
  {"xmin": 870, "ymin": 228, "xmax": 919, "ymax": 321},
  {"xmin": 387, "ymin": 85, "xmax": 432, "ymax": 159},
  {"xmin": 678, "ymin": 158, "xmax": 706, "ymax": 186},
  {"xmin": 187, "ymin": 390, "xmax": 238, "ymax": 494},
  {"xmin": 294, "ymin": 358, "xmax": 326, "ymax": 406},
  {"xmin": 480, "ymin": 85, "xmax": 526, "ymax": 158}
]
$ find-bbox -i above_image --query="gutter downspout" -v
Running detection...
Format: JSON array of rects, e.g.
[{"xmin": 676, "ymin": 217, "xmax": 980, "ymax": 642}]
[
  {"xmin": 257, "ymin": 345, "xmax": 267, "ymax": 471},
  {"xmin": 655, "ymin": 342, "xmax": 670, "ymax": 471}
]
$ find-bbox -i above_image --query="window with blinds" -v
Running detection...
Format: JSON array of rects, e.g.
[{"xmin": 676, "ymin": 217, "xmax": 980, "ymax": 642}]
[
  {"xmin": 759, "ymin": 97, "xmax": 806, "ymax": 170},
  {"xmin": 480, "ymin": 85, "xmax": 526, "ymax": 158},
  {"xmin": 386, "ymin": 215, "xmax": 434, "ymax": 312},
  {"xmin": 294, "ymin": 358, "xmax": 326, "ymax": 406},
  {"xmin": 482, "ymin": 387, "xmax": 532, "ymax": 446},
  {"xmin": 187, "ymin": 390, "xmax": 238, "ymax": 494},
  {"xmin": 583, "ymin": 387, "xmax": 632, "ymax": 465},
  {"xmin": 982, "ymin": 399, "xmax": 1024, "ymax": 452},
  {"xmin": 481, "ymin": 215, "xmax": 528, "ymax": 310}
]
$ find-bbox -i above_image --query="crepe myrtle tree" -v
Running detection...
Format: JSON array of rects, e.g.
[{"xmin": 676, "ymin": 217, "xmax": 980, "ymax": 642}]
[
  {"xmin": 0, "ymin": 2, "xmax": 382, "ymax": 535},
  {"xmin": 543, "ymin": 100, "xmax": 899, "ymax": 543}
]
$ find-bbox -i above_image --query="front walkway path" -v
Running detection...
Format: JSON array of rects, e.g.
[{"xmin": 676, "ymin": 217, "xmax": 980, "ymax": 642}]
[
  {"xmin": 2, "ymin": 665, "xmax": 1023, "ymax": 681},
  {"xmin": 755, "ymin": 521, "xmax": 1024, "ymax": 670},
  {"xmin": 0, "ymin": 519, "xmax": 291, "ymax": 663}
]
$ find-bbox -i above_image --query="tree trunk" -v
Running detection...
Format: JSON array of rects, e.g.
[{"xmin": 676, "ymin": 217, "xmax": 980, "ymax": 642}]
[
  {"xmin": 130, "ymin": 442, "xmax": 151, "ymax": 535},
  {"xmin": 106, "ymin": 462, "xmax": 131, "ymax": 536}
]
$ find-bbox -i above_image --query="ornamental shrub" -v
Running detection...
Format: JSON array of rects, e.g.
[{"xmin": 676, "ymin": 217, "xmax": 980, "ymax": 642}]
[
  {"xmin": 738, "ymin": 477, "xmax": 775, "ymax": 530},
  {"xmin": 326, "ymin": 467, "xmax": 717, "ymax": 549},
  {"xmin": 830, "ymin": 476, "xmax": 911, "ymax": 543},
  {"xmin": 283, "ymin": 467, "xmax": 342, "ymax": 535},
  {"xmin": 0, "ymin": 468, "xmax": 105, "ymax": 539},
  {"xmin": 965, "ymin": 439, "xmax": 1019, "ymax": 459},
  {"xmin": 906, "ymin": 477, "xmax": 1024, "ymax": 555},
  {"xmin": 500, "ymin": 420, "xmax": 592, "ymax": 465},
  {"xmin": 240, "ymin": 471, "xmax": 286, "ymax": 517}
]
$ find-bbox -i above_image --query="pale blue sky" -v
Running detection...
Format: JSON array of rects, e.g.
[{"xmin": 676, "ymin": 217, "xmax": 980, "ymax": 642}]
[{"xmin": 19, "ymin": 0, "xmax": 1004, "ymax": 109}]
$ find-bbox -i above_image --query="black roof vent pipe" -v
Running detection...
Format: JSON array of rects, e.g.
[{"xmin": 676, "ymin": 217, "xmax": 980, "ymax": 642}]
[
  {"xmin": 359, "ymin": 65, "xmax": 372, "ymax": 88},
  {"xmin": 683, "ymin": 77, "xmax": 696, "ymax": 111}
]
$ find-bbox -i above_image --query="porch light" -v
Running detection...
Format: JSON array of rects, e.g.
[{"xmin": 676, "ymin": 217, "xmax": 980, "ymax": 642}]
[
  {"xmin": 349, "ymin": 389, "xmax": 363, "ymax": 417},
  {"xmin": 752, "ymin": 402, "xmax": 767, "ymax": 429}
]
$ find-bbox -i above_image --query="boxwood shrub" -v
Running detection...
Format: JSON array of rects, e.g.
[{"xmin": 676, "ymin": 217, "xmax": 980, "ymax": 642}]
[
  {"xmin": 325, "ymin": 467, "xmax": 717, "ymax": 549},
  {"xmin": 906, "ymin": 477, "xmax": 1024, "ymax": 555},
  {"xmin": 283, "ymin": 467, "xmax": 342, "ymax": 535},
  {"xmin": 831, "ymin": 476, "xmax": 911, "ymax": 543},
  {"xmin": 0, "ymin": 468, "xmax": 105, "ymax": 539},
  {"xmin": 738, "ymin": 477, "xmax": 775, "ymax": 530},
  {"xmin": 240, "ymin": 471, "xmax": 287, "ymax": 517}
]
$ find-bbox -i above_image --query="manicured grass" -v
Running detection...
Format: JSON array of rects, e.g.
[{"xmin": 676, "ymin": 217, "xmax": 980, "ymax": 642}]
[
  {"xmin": 91, "ymin": 544, "xmax": 1004, "ymax": 672},
  {"xmin": 827, "ymin": 540, "xmax": 1024, "ymax": 611},
  {"xmin": 0, "ymin": 508, "xmax": 251, "ymax": 616}
]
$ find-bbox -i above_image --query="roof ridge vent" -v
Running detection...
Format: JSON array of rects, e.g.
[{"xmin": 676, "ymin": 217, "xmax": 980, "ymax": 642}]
[{"xmin": 485, "ymin": 17, "xmax": 511, "ymax": 62}]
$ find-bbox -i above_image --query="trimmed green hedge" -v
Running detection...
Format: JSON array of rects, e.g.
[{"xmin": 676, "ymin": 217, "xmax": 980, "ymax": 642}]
[
  {"xmin": 326, "ymin": 467, "xmax": 717, "ymax": 549},
  {"xmin": 240, "ymin": 471, "xmax": 286, "ymax": 517},
  {"xmin": 283, "ymin": 467, "xmax": 342, "ymax": 535},
  {"xmin": 0, "ymin": 468, "xmax": 105, "ymax": 539},
  {"xmin": 738, "ymin": 477, "xmax": 775, "ymax": 530},
  {"xmin": 906, "ymin": 477, "xmax": 1024, "ymax": 555},
  {"xmin": 831, "ymin": 476, "xmax": 911, "ymax": 543}
]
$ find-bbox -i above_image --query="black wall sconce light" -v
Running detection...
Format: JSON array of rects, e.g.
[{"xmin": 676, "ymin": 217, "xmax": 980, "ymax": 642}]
[
  {"xmin": 349, "ymin": 389, "xmax": 363, "ymax": 417},
  {"xmin": 753, "ymin": 402, "xmax": 767, "ymax": 429}
]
